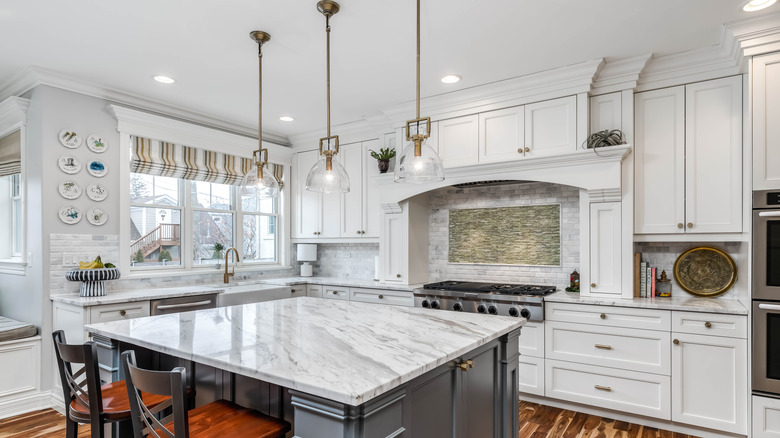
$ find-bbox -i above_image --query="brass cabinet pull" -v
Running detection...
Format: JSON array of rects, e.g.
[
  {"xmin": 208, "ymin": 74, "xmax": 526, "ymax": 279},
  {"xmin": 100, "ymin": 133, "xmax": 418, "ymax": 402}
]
[
  {"xmin": 591, "ymin": 283, "xmax": 597, "ymax": 288},
  {"xmin": 378, "ymin": 294, "xmax": 384, "ymax": 299},
  {"xmin": 677, "ymin": 223, "xmax": 684, "ymax": 229},
  {"xmin": 466, "ymin": 360, "xmax": 474, "ymax": 368},
  {"xmin": 704, "ymin": 321, "xmax": 712, "ymax": 328},
  {"xmin": 291, "ymin": 289, "xmax": 297, "ymax": 293},
  {"xmin": 458, "ymin": 362, "xmax": 469, "ymax": 372},
  {"xmin": 524, "ymin": 147, "xmax": 530, "ymax": 153},
  {"xmin": 332, "ymin": 291, "xmax": 338, "ymax": 295},
  {"xmin": 594, "ymin": 385, "xmax": 612, "ymax": 392},
  {"xmin": 119, "ymin": 310, "xmax": 127, "ymax": 316},
  {"xmin": 600, "ymin": 313, "xmax": 606, "ymax": 319},
  {"xmin": 396, "ymin": 274, "xmax": 402, "ymax": 278},
  {"xmin": 595, "ymin": 344, "xmax": 613, "ymax": 350},
  {"xmin": 687, "ymin": 222, "xmax": 693, "ymax": 228},
  {"xmin": 517, "ymin": 148, "xmax": 523, "ymax": 154},
  {"xmin": 673, "ymin": 339, "xmax": 680, "ymax": 345}
]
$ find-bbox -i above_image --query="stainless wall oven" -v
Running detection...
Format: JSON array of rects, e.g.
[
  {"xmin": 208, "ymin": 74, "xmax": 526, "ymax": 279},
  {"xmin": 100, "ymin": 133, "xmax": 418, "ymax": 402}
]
[{"xmin": 753, "ymin": 190, "xmax": 780, "ymax": 395}]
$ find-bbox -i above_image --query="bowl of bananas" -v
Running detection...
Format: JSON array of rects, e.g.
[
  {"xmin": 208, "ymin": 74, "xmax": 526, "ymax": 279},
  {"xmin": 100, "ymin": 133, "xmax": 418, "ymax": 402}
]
[{"xmin": 66, "ymin": 256, "xmax": 120, "ymax": 297}]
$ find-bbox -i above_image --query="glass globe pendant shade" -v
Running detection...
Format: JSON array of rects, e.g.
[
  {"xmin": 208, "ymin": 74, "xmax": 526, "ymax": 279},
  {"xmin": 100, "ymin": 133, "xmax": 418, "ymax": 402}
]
[
  {"xmin": 393, "ymin": 137, "xmax": 444, "ymax": 183},
  {"xmin": 305, "ymin": 155, "xmax": 350, "ymax": 193},
  {"xmin": 242, "ymin": 165, "xmax": 280, "ymax": 199}
]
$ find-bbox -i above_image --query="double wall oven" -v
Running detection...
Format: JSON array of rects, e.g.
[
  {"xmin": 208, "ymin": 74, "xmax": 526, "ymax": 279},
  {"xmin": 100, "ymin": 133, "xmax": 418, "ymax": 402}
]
[{"xmin": 753, "ymin": 190, "xmax": 780, "ymax": 395}]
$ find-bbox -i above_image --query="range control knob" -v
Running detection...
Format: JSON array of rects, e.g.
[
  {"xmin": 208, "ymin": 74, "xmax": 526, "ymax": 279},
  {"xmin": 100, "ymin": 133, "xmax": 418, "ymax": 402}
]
[
  {"xmin": 520, "ymin": 308, "xmax": 531, "ymax": 319},
  {"xmin": 431, "ymin": 300, "xmax": 441, "ymax": 309},
  {"xmin": 477, "ymin": 304, "xmax": 487, "ymax": 314},
  {"xmin": 488, "ymin": 305, "xmax": 498, "ymax": 315},
  {"xmin": 453, "ymin": 302, "xmax": 463, "ymax": 311},
  {"xmin": 508, "ymin": 307, "xmax": 519, "ymax": 317},
  {"xmin": 421, "ymin": 300, "xmax": 430, "ymax": 308}
]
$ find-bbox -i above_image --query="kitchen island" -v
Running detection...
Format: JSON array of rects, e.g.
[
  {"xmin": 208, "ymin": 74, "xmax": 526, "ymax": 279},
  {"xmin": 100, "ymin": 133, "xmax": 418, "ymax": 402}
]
[{"xmin": 85, "ymin": 297, "xmax": 523, "ymax": 438}]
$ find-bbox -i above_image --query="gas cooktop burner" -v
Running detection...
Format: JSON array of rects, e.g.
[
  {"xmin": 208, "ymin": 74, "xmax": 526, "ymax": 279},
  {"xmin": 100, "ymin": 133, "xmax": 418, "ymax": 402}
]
[{"xmin": 423, "ymin": 281, "xmax": 556, "ymax": 296}]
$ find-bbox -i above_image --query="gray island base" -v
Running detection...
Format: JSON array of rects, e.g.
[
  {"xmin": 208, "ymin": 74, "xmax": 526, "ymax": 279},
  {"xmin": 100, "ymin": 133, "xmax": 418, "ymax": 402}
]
[{"xmin": 86, "ymin": 297, "xmax": 523, "ymax": 438}]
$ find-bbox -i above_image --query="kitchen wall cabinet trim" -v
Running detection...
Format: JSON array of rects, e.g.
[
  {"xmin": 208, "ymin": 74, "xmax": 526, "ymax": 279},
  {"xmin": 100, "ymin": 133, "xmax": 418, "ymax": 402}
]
[{"xmin": 753, "ymin": 52, "xmax": 780, "ymax": 190}]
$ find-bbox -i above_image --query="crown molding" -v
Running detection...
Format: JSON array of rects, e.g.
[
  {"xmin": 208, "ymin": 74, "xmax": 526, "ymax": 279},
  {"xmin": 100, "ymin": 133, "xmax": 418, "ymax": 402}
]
[
  {"xmin": 108, "ymin": 105, "xmax": 293, "ymax": 166},
  {"xmin": 0, "ymin": 67, "xmax": 290, "ymax": 147},
  {"xmin": 591, "ymin": 54, "xmax": 652, "ymax": 96},
  {"xmin": 728, "ymin": 11, "xmax": 780, "ymax": 56},
  {"xmin": 0, "ymin": 96, "xmax": 30, "ymax": 137}
]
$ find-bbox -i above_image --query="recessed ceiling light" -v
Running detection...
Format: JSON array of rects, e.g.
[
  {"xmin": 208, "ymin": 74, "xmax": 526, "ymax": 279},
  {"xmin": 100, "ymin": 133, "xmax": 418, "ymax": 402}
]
[
  {"xmin": 279, "ymin": 116, "xmax": 295, "ymax": 122},
  {"xmin": 153, "ymin": 75, "xmax": 175, "ymax": 84},
  {"xmin": 743, "ymin": 0, "xmax": 776, "ymax": 11},
  {"xmin": 441, "ymin": 74, "xmax": 462, "ymax": 84}
]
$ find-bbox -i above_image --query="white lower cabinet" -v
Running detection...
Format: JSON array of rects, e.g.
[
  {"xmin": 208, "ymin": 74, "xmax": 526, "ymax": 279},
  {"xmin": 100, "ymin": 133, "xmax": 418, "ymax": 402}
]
[
  {"xmin": 588, "ymin": 202, "xmax": 621, "ymax": 296},
  {"xmin": 518, "ymin": 321, "xmax": 545, "ymax": 396},
  {"xmin": 306, "ymin": 284, "xmax": 323, "ymax": 298},
  {"xmin": 349, "ymin": 287, "xmax": 413, "ymax": 307},
  {"xmin": 290, "ymin": 285, "xmax": 307, "ymax": 297},
  {"xmin": 671, "ymin": 332, "xmax": 747, "ymax": 434},
  {"xmin": 323, "ymin": 286, "xmax": 350, "ymax": 300},
  {"xmin": 754, "ymin": 395, "xmax": 780, "ymax": 438},
  {"xmin": 380, "ymin": 198, "xmax": 429, "ymax": 284}
]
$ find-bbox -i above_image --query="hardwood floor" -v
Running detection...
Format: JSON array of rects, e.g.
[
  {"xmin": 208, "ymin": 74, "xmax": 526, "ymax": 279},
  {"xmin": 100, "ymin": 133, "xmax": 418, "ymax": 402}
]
[{"xmin": 0, "ymin": 403, "xmax": 698, "ymax": 438}]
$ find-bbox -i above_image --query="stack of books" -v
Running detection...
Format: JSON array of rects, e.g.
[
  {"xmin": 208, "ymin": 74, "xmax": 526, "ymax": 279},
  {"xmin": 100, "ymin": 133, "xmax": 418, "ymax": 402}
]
[{"xmin": 633, "ymin": 253, "xmax": 660, "ymax": 298}]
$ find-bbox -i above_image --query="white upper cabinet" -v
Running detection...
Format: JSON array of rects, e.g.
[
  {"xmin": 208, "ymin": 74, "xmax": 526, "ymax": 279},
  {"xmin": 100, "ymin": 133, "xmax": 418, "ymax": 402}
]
[
  {"xmin": 589, "ymin": 93, "xmax": 622, "ymax": 133},
  {"xmin": 635, "ymin": 76, "xmax": 742, "ymax": 235},
  {"xmin": 525, "ymin": 96, "xmax": 577, "ymax": 157},
  {"xmin": 478, "ymin": 106, "xmax": 525, "ymax": 164},
  {"xmin": 341, "ymin": 140, "xmax": 379, "ymax": 238},
  {"xmin": 589, "ymin": 202, "xmax": 622, "ymax": 296},
  {"xmin": 293, "ymin": 149, "xmax": 324, "ymax": 238},
  {"xmin": 438, "ymin": 115, "xmax": 479, "ymax": 168},
  {"xmin": 753, "ymin": 52, "xmax": 780, "ymax": 190}
]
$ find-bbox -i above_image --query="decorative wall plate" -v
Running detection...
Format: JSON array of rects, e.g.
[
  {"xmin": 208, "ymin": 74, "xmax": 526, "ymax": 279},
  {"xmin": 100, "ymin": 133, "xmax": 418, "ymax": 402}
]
[
  {"xmin": 58, "ymin": 155, "xmax": 82, "ymax": 174},
  {"xmin": 58, "ymin": 129, "xmax": 82, "ymax": 149},
  {"xmin": 58, "ymin": 181, "xmax": 82, "ymax": 200},
  {"xmin": 86, "ymin": 207, "xmax": 108, "ymax": 226},
  {"xmin": 86, "ymin": 134, "xmax": 108, "ymax": 153},
  {"xmin": 58, "ymin": 206, "xmax": 81, "ymax": 224},
  {"xmin": 86, "ymin": 183, "xmax": 108, "ymax": 201},
  {"xmin": 87, "ymin": 160, "xmax": 107, "ymax": 177},
  {"xmin": 673, "ymin": 246, "xmax": 737, "ymax": 297}
]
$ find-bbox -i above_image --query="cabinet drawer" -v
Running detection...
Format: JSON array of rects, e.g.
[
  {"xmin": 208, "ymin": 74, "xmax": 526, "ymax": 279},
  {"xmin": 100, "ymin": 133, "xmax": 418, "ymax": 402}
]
[
  {"xmin": 518, "ymin": 355, "xmax": 544, "ymax": 396},
  {"xmin": 546, "ymin": 321, "xmax": 670, "ymax": 375},
  {"xmin": 517, "ymin": 322, "xmax": 544, "ymax": 358},
  {"xmin": 290, "ymin": 285, "xmax": 307, "ymax": 297},
  {"xmin": 89, "ymin": 302, "xmax": 150, "ymax": 324},
  {"xmin": 546, "ymin": 359, "xmax": 671, "ymax": 420},
  {"xmin": 307, "ymin": 285, "xmax": 323, "ymax": 298},
  {"xmin": 753, "ymin": 395, "xmax": 780, "ymax": 438},
  {"xmin": 349, "ymin": 288, "xmax": 413, "ymax": 307},
  {"xmin": 546, "ymin": 302, "xmax": 670, "ymax": 331},
  {"xmin": 671, "ymin": 311, "xmax": 746, "ymax": 338},
  {"xmin": 323, "ymin": 287, "xmax": 349, "ymax": 300}
]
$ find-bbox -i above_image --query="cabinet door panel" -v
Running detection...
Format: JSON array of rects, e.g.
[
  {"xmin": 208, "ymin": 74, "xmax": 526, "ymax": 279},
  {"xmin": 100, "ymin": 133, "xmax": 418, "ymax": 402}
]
[
  {"xmin": 634, "ymin": 87, "xmax": 686, "ymax": 234},
  {"xmin": 685, "ymin": 76, "xmax": 742, "ymax": 233},
  {"xmin": 754, "ymin": 53, "xmax": 780, "ymax": 190},
  {"xmin": 321, "ymin": 191, "xmax": 341, "ymax": 238},
  {"xmin": 463, "ymin": 345, "xmax": 499, "ymax": 438},
  {"xmin": 383, "ymin": 213, "xmax": 406, "ymax": 283},
  {"xmin": 671, "ymin": 333, "xmax": 747, "ymax": 434},
  {"xmin": 590, "ymin": 93, "xmax": 622, "ymax": 133},
  {"xmin": 295, "ymin": 150, "xmax": 321, "ymax": 238},
  {"xmin": 589, "ymin": 202, "xmax": 621, "ymax": 295},
  {"xmin": 524, "ymin": 96, "xmax": 577, "ymax": 157},
  {"xmin": 340, "ymin": 143, "xmax": 364, "ymax": 237},
  {"xmin": 438, "ymin": 115, "xmax": 478, "ymax": 168},
  {"xmin": 479, "ymin": 106, "xmax": 525, "ymax": 164}
]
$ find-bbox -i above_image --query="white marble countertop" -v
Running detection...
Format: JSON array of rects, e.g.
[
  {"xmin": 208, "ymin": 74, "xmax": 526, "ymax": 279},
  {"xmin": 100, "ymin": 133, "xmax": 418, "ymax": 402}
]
[
  {"xmin": 86, "ymin": 297, "xmax": 524, "ymax": 406},
  {"xmin": 50, "ymin": 285, "xmax": 226, "ymax": 306},
  {"xmin": 546, "ymin": 291, "xmax": 748, "ymax": 315},
  {"xmin": 257, "ymin": 276, "xmax": 423, "ymax": 291}
]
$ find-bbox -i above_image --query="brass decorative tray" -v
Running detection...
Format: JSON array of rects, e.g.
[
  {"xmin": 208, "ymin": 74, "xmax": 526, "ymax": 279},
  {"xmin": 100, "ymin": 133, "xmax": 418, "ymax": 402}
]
[{"xmin": 673, "ymin": 246, "xmax": 736, "ymax": 297}]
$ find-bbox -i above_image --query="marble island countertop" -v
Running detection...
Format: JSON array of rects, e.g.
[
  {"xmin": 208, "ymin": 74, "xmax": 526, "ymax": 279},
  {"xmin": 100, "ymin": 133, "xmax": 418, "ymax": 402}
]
[
  {"xmin": 86, "ymin": 297, "xmax": 524, "ymax": 406},
  {"xmin": 546, "ymin": 291, "xmax": 748, "ymax": 315}
]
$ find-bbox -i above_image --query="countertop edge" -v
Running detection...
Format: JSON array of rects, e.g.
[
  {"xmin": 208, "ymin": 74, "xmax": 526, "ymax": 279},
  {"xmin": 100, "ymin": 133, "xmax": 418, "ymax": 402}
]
[{"xmin": 545, "ymin": 292, "xmax": 748, "ymax": 315}]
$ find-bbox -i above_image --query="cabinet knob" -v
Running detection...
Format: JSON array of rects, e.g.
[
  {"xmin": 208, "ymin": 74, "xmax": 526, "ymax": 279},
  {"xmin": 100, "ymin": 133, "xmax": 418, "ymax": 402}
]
[
  {"xmin": 600, "ymin": 313, "xmax": 606, "ymax": 319},
  {"xmin": 687, "ymin": 222, "xmax": 693, "ymax": 228},
  {"xmin": 332, "ymin": 291, "xmax": 338, "ymax": 295},
  {"xmin": 458, "ymin": 362, "xmax": 469, "ymax": 372},
  {"xmin": 517, "ymin": 148, "xmax": 523, "ymax": 154},
  {"xmin": 119, "ymin": 310, "xmax": 126, "ymax": 316},
  {"xmin": 524, "ymin": 147, "xmax": 530, "ymax": 153},
  {"xmin": 378, "ymin": 294, "xmax": 384, "ymax": 299},
  {"xmin": 466, "ymin": 360, "xmax": 474, "ymax": 369},
  {"xmin": 704, "ymin": 321, "xmax": 712, "ymax": 328},
  {"xmin": 673, "ymin": 339, "xmax": 680, "ymax": 345},
  {"xmin": 396, "ymin": 274, "xmax": 402, "ymax": 278},
  {"xmin": 677, "ymin": 223, "xmax": 684, "ymax": 229},
  {"xmin": 591, "ymin": 283, "xmax": 597, "ymax": 288},
  {"xmin": 291, "ymin": 289, "xmax": 297, "ymax": 293}
]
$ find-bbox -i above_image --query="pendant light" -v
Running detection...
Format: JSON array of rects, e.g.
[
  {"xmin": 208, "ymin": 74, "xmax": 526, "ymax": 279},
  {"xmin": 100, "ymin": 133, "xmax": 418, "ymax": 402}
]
[
  {"xmin": 394, "ymin": 0, "xmax": 444, "ymax": 184},
  {"xmin": 306, "ymin": 0, "xmax": 350, "ymax": 194},
  {"xmin": 242, "ymin": 31, "xmax": 280, "ymax": 198}
]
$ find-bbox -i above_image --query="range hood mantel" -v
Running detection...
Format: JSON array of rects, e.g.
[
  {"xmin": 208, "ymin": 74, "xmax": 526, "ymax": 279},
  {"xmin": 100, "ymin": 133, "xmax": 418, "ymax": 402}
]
[{"xmin": 377, "ymin": 144, "xmax": 631, "ymax": 213}]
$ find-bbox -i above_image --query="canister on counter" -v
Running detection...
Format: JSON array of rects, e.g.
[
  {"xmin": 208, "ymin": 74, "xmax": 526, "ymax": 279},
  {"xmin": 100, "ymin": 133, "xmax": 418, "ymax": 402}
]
[{"xmin": 657, "ymin": 270, "xmax": 672, "ymax": 297}]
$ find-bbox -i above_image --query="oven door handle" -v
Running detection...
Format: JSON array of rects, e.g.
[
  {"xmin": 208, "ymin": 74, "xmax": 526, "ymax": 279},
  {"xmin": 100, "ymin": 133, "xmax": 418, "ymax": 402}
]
[
  {"xmin": 759, "ymin": 211, "xmax": 780, "ymax": 217},
  {"xmin": 759, "ymin": 303, "xmax": 780, "ymax": 311}
]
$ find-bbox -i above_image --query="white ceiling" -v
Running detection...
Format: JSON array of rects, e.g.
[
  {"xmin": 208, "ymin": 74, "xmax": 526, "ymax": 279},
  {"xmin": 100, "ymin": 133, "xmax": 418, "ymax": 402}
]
[{"xmin": 0, "ymin": 0, "xmax": 772, "ymax": 141}]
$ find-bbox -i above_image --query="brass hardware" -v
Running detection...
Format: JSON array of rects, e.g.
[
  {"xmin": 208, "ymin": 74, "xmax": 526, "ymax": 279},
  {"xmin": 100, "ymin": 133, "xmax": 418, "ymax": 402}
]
[
  {"xmin": 378, "ymin": 295, "xmax": 384, "ymax": 299},
  {"xmin": 524, "ymin": 147, "xmax": 530, "ymax": 153},
  {"xmin": 595, "ymin": 344, "xmax": 612, "ymax": 350},
  {"xmin": 594, "ymin": 385, "xmax": 612, "ymax": 392},
  {"xmin": 673, "ymin": 339, "xmax": 680, "ymax": 345},
  {"xmin": 396, "ymin": 274, "xmax": 402, "ymax": 278},
  {"xmin": 291, "ymin": 289, "xmax": 297, "ymax": 293},
  {"xmin": 466, "ymin": 360, "xmax": 474, "ymax": 368},
  {"xmin": 119, "ymin": 310, "xmax": 126, "ymax": 316},
  {"xmin": 591, "ymin": 283, "xmax": 597, "ymax": 288},
  {"xmin": 458, "ymin": 362, "xmax": 469, "ymax": 372},
  {"xmin": 223, "ymin": 248, "xmax": 240, "ymax": 283},
  {"xmin": 677, "ymin": 223, "xmax": 684, "ymax": 229},
  {"xmin": 517, "ymin": 148, "xmax": 523, "ymax": 154},
  {"xmin": 687, "ymin": 222, "xmax": 693, "ymax": 228},
  {"xmin": 356, "ymin": 230, "xmax": 361, "ymax": 234},
  {"xmin": 600, "ymin": 313, "xmax": 606, "ymax": 319},
  {"xmin": 704, "ymin": 321, "xmax": 712, "ymax": 328},
  {"xmin": 332, "ymin": 291, "xmax": 338, "ymax": 295}
]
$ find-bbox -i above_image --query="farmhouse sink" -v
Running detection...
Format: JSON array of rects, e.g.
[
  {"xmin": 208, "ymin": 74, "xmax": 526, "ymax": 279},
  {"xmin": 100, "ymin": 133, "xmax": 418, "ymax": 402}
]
[{"xmin": 214, "ymin": 283, "xmax": 293, "ymax": 307}]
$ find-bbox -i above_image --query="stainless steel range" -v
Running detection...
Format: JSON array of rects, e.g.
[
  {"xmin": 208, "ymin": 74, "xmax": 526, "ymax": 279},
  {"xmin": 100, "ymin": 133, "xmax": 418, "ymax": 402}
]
[{"xmin": 413, "ymin": 281, "xmax": 557, "ymax": 322}]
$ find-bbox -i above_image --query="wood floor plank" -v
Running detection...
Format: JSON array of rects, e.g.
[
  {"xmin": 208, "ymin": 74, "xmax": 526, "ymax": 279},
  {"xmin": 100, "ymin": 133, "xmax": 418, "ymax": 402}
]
[{"xmin": 562, "ymin": 411, "xmax": 589, "ymax": 438}]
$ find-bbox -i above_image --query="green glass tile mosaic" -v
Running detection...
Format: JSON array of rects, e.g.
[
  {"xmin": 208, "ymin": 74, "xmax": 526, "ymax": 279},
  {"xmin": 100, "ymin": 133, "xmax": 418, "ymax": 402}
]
[{"xmin": 448, "ymin": 204, "xmax": 561, "ymax": 266}]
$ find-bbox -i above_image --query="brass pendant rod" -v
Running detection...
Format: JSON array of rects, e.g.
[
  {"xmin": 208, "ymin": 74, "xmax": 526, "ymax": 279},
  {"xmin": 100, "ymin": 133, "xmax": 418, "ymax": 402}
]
[
  {"xmin": 258, "ymin": 42, "xmax": 264, "ymax": 154},
  {"xmin": 326, "ymin": 14, "xmax": 332, "ymax": 139},
  {"xmin": 416, "ymin": 0, "xmax": 421, "ymax": 120}
]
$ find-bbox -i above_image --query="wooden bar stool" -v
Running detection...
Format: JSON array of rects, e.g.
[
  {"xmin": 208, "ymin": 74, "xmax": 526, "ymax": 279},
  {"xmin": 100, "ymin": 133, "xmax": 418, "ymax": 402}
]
[
  {"xmin": 121, "ymin": 350, "xmax": 291, "ymax": 438},
  {"xmin": 52, "ymin": 330, "xmax": 170, "ymax": 438}
]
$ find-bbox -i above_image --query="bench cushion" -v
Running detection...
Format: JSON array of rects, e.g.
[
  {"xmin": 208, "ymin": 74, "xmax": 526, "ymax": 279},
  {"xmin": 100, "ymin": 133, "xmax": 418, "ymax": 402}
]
[{"xmin": 0, "ymin": 316, "xmax": 37, "ymax": 342}]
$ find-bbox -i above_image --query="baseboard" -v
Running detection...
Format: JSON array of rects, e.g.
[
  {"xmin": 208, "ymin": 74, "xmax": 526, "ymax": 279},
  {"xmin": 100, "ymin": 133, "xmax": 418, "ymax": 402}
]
[
  {"xmin": 0, "ymin": 391, "xmax": 53, "ymax": 419},
  {"xmin": 519, "ymin": 394, "xmax": 746, "ymax": 438}
]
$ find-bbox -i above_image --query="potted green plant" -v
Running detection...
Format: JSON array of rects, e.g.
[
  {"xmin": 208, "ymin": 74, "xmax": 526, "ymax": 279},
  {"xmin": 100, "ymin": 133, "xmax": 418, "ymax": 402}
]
[
  {"xmin": 212, "ymin": 243, "xmax": 225, "ymax": 260},
  {"xmin": 369, "ymin": 147, "xmax": 396, "ymax": 174}
]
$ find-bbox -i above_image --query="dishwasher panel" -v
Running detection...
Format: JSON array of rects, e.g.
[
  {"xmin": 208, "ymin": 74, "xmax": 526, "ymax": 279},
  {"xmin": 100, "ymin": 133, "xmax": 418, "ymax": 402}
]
[{"xmin": 150, "ymin": 294, "xmax": 217, "ymax": 315}]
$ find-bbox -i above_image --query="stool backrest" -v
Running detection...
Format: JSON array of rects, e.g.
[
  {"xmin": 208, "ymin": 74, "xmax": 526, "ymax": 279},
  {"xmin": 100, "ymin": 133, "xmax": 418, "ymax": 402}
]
[
  {"xmin": 121, "ymin": 350, "xmax": 188, "ymax": 438},
  {"xmin": 51, "ymin": 330, "xmax": 103, "ymax": 432}
]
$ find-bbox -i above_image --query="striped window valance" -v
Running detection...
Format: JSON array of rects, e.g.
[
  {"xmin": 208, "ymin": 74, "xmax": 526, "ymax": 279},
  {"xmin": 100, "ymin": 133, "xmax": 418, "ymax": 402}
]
[
  {"xmin": 131, "ymin": 136, "xmax": 283, "ymax": 187},
  {"xmin": 0, "ymin": 130, "xmax": 21, "ymax": 178}
]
